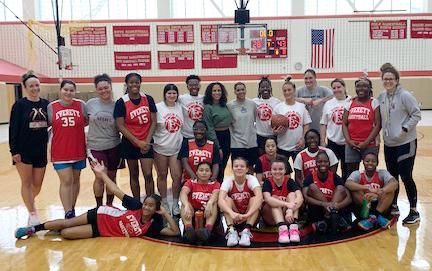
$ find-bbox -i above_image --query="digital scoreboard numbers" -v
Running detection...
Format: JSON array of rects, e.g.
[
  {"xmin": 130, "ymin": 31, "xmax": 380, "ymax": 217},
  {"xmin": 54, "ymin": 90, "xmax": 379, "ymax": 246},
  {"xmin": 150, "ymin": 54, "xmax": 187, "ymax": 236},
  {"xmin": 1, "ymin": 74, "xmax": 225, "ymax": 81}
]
[{"xmin": 250, "ymin": 29, "xmax": 287, "ymax": 59}]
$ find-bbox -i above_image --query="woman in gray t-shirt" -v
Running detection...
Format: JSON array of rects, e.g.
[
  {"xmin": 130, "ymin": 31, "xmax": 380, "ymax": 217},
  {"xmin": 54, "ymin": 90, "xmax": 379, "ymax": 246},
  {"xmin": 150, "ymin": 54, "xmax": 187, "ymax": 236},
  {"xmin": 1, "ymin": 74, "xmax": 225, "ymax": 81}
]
[{"xmin": 86, "ymin": 74, "xmax": 122, "ymax": 207}]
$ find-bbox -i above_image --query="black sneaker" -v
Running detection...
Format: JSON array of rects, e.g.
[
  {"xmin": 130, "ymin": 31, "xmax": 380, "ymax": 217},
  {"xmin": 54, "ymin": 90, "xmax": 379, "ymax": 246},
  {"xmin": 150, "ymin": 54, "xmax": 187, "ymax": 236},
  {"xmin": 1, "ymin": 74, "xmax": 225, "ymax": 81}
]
[
  {"xmin": 196, "ymin": 228, "xmax": 211, "ymax": 243},
  {"xmin": 402, "ymin": 210, "xmax": 420, "ymax": 224},
  {"xmin": 183, "ymin": 227, "xmax": 196, "ymax": 243},
  {"xmin": 390, "ymin": 204, "xmax": 400, "ymax": 216}
]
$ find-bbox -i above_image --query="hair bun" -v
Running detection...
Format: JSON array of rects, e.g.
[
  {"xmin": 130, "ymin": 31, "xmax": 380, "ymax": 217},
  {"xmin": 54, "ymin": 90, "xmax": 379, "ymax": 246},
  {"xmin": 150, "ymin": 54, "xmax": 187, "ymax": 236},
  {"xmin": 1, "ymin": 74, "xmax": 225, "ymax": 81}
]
[{"xmin": 284, "ymin": 75, "xmax": 292, "ymax": 83}]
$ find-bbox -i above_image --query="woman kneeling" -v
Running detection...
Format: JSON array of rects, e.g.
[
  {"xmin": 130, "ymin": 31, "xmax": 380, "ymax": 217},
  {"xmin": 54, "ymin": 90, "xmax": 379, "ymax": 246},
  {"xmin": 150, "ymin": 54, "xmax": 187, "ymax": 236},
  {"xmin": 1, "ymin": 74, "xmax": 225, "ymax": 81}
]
[
  {"xmin": 262, "ymin": 158, "xmax": 303, "ymax": 244},
  {"xmin": 180, "ymin": 162, "xmax": 220, "ymax": 244},
  {"xmin": 15, "ymin": 161, "xmax": 179, "ymax": 239}
]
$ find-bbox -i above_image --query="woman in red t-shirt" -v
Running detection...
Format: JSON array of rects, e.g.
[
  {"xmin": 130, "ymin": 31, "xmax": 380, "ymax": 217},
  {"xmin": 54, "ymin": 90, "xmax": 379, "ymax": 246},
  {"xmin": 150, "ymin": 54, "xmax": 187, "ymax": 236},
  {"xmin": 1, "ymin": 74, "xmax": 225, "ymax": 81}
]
[
  {"xmin": 15, "ymin": 161, "xmax": 179, "ymax": 240},
  {"xmin": 180, "ymin": 161, "xmax": 220, "ymax": 244}
]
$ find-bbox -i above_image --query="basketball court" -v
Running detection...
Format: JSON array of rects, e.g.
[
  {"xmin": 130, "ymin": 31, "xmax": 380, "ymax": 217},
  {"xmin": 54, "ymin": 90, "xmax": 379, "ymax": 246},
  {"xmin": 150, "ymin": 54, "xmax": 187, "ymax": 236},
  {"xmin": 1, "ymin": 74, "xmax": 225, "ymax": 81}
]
[{"xmin": 1, "ymin": 0, "xmax": 432, "ymax": 270}]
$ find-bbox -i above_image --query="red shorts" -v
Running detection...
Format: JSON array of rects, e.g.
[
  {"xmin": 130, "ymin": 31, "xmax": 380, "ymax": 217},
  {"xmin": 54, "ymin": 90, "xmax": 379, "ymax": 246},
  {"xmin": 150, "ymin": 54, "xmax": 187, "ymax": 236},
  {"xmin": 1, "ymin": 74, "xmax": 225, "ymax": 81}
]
[{"xmin": 90, "ymin": 145, "xmax": 123, "ymax": 171}]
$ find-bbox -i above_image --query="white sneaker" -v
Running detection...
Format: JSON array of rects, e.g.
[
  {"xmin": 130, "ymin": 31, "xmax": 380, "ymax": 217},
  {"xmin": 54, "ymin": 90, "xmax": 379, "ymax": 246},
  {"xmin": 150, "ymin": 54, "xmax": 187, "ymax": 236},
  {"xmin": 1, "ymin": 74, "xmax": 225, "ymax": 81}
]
[
  {"xmin": 27, "ymin": 212, "xmax": 40, "ymax": 226},
  {"xmin": 226, "ymin": 228, "xmax": 239, "ymax": 247},
  {"xmin": 238, "ymin": 228, "xmax": 252, "ymax": 247}
]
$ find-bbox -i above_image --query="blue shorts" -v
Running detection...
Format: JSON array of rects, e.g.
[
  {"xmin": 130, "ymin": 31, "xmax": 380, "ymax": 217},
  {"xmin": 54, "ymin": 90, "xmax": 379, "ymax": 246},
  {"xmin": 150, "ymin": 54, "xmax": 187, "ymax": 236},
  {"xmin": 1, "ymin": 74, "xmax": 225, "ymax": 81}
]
[{"xmin": 53, "ymin": 160, "xmax": 86, "ymax": 170}]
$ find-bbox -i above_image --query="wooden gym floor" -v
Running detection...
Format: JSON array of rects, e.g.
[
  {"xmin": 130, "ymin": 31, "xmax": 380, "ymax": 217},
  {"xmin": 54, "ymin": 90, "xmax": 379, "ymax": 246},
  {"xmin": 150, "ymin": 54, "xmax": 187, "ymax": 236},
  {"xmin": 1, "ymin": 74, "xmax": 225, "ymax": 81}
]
[{"xmin": 0, "ymin": 126, "xmax": 431, "ymax": 270}]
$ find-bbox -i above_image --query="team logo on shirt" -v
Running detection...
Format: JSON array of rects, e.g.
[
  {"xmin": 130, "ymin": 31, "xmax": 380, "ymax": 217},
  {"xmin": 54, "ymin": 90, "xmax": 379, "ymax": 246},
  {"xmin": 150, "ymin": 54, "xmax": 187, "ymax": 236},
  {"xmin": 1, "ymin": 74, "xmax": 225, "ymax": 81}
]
[
  {"xmin": 257, "ymin": 103, "xmax": 272, "ymax": 121},
  {"xmin": 186, "ymin": 102, "xmax": 204, "ymax": 121},
  {"xmin": 348, "ymin": 107, "xmax": 371, "ymax": 120},
  {"xmin": 164, "ymin": 113, "xmax": 182, "ymax": 133},
  {"xmin": 365, "ymin": 183, "xmax": 381, "ymax": 190},
  {"xmin": 29, "ymin": 108, "xmax": 48, "ymax": 129},
  {"xmin": 331, "ymin": 106, "xmax": 344, "ymax": 125},
  {"xmin": 285, "ymin": 111, "xmax": 301, "ymax": 130}
]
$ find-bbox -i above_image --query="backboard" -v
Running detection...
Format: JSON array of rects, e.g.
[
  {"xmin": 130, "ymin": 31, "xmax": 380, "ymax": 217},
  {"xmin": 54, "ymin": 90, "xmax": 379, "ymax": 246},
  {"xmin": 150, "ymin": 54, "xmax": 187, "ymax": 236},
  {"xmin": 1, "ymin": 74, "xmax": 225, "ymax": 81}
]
[{"xmin": 217, "ymin": 24, "xmax": 268, "ymax": 55}]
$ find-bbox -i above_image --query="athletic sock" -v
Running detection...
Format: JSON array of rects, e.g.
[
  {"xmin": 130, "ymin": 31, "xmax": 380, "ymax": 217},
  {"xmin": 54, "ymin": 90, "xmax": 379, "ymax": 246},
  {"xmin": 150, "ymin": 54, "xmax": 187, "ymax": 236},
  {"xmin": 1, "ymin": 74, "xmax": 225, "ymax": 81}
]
[
  {"xmin": 276, "ymin": 222, "xmax": 286, "ymax": 227},
  {"xmin": 34, "ymin": 223, "xmax": 46, "ymax": 232},
  {"xmin": 278, "ymin": 224, "xmax": 288, "ymax": 231},
  {"xmin": 205, "ymin": 224, "xmax": 213, "ymax": 231},
  {"xmin": 95, "ymin": 196, "xmax": 103, "ymax": 207},
  {"xmin": 227, "ymin": 224, "xmax": 235, "ymax": 232},
  {"xmin": 245, "ymin": 223, "xmax": 253, "ymax": 230}
]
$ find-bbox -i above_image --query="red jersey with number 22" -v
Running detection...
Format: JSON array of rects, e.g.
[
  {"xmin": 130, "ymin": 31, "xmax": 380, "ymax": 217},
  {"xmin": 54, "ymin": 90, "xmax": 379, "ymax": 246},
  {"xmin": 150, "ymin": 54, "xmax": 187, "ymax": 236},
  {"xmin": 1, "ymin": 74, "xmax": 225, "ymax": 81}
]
[
  {"xmin": 123, "ymin": 93, "xmax": 152, "ymax": 144},
  {"xmin": 185, "ymin": 139, "xmax": 214, "ymax": 179},
  {"xmin": 50, "ymin": 99, "xmax": 86, "ymax": 162}
]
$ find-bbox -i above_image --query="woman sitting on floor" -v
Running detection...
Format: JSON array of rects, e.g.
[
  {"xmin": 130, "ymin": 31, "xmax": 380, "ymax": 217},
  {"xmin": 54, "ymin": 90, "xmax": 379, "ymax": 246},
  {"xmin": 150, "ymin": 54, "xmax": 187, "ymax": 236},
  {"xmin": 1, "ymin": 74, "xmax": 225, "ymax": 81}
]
[
  {"xmin": 261, "ymin": 158, "xmax": 303, "ymax": 244},
  {"xmin": 302, "ymin": 151, "xmax": 351, "ymax": 234},
  {"xmin": 15, "ymin": 161, "xmax": 179, "ymax": 239},
  {"xmin": 345, "ymin": 152, "xmax": 398, "ymax": 230},
  {"xmin": 180, "ymin": 161, "xmax": 220, "ymax": 244}
]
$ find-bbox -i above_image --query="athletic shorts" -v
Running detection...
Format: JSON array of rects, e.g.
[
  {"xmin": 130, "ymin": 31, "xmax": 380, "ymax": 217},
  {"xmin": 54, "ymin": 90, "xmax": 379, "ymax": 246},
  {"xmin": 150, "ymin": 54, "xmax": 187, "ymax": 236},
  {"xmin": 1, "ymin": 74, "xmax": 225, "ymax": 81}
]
[
  {"xmin": 13, "ymin": 153, "xmax": 47, "ymax": 168},
  {"xmin": 345, "ymin": 145, "xmax": 378, "ymax": 163},
  {"xmin": 230, "ymin": 147, "xmax": 259, "ymax": 167},
  {"xmin": 53, "ymin": 160, "xmax": 86, "ymax": 170},
  {"xmin": 120, "ymin": 138, "xmax": 154, "ymax": 160},
  {"xmin": 277, "ymin": 148, "xmax": 299, "ymax": 162},
  {"xmin": 87, "ymin": 208, "xmax": 100, "ymax": 238},
  {"xmin": 91, "ymin": 145, "xmax": 122, "ymax": 171}
]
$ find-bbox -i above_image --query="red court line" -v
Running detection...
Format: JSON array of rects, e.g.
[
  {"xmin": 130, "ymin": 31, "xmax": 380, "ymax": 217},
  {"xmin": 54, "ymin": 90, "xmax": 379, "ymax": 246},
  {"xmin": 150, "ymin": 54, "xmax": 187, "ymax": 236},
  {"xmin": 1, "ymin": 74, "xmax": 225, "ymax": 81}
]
[{"xmin": 140, "ymin": 218, "xmax": 397, "ymax": 251}]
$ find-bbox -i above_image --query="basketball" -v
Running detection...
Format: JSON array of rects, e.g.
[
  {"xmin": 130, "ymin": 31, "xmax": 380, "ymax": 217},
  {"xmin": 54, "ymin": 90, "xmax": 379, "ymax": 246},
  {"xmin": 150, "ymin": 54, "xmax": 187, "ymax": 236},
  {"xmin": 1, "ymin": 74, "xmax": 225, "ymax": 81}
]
[{"xmin": 271, "ymin": 114, "xmax": 288, "ymax": 129}]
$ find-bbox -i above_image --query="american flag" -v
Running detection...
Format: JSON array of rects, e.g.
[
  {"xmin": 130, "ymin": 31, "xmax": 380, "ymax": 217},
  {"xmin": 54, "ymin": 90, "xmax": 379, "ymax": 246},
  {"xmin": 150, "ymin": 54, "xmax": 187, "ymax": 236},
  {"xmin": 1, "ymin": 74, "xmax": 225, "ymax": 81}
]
[{"xmin": 311, "ymin": 29, "xmax": 335, "ymax": 69}]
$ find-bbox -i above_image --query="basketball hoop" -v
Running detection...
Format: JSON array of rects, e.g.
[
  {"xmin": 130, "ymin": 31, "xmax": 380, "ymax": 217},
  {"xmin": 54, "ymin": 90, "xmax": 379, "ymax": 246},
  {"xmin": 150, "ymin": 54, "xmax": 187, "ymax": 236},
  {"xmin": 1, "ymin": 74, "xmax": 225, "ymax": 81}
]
[{"xmin": 237, "ymin": 47, "xmax": 247, "ymax": 55}]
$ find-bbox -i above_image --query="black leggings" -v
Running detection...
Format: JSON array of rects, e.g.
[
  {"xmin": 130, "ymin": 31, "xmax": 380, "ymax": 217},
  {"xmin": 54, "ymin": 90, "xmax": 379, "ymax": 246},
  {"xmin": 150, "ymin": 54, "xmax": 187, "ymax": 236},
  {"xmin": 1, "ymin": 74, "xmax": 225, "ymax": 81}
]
[
  {"xmin": 384, "ymin": 140, "xmax": 417, "ymax": 208},
  {"xmin": 327, "ymin": 140, "xmax": 348, "ymax": 181},
  {"xmin": 216, "ymin": 129, "xmax": 231, "ymax": 182}
]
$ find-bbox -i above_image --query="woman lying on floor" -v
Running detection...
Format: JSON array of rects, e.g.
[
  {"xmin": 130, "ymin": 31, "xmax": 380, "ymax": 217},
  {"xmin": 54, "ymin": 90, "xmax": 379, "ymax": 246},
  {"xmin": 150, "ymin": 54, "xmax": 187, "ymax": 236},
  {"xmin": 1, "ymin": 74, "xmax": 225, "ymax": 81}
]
[{"xmin": 15, "ymin": 160, "xmax": 179, "ymax": 239}]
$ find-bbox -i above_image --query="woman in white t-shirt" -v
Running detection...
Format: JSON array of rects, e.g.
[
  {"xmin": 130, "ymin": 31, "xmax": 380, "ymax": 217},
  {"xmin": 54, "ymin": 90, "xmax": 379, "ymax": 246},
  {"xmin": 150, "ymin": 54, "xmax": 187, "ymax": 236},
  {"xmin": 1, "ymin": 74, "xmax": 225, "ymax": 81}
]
[
  {"xmin": 273, "ymin": 77, "xmax": 312, "ymax": 162},
  {"xmin": 252, "ymin": 76, "xmax": 281, "ymax": 154},
  {"xmin": 218, "ymin": 157, "xmax": 262, "ymax": 247},
  {"xmin": 320, "ymin": 78, "xmax": 349, "ymax": 180},
  {"xmin": 153, "ymin": 84, "xmax": 184, "ymax": 216}
]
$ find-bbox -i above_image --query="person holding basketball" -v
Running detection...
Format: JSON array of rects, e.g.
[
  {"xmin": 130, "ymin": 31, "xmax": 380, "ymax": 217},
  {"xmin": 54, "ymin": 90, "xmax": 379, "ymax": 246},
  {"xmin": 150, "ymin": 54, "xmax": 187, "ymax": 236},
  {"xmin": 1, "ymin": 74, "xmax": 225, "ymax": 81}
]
[
  {"xmin": 86, "ymin": 74, "xmax": 121, "ymax": 207},
  {"xmin": 253, "ymin": 76, "xmax": 281, "ymax": 154},
  {"xmin": 15, "ymin": 160, "xmax": 179, "ymax": 240},
  {"xmin": 342, "ymin": 78, "xmax": 381, "ymax": 177},
  {"xmin": 345, "ymin": 152, "xmax": 398, "ymax": 230},
  {"xmin": 180, "ymin": 161, "xmax": 220, "ymax": 244},
  {"xmin": 178, "ymin": 120, "xmax": 220, "ymax": 181},
  {"xmin": 48, "ymin": 79, "xmax": 87, "ymax": 219},
  {"xmin": 218, "ymin": 157, "xmax": 263, "ymax": 247},
  {"xmin": 273, "ymin": 77, "xmax": 311, "ymax": 162},
  {"xmin": 255, "ymin": 137, "xmax": 293, "ymax": 185},
  {"xmin": 178, "ymin": 75, "xmax": 204, "ymax": 139},
  {"xmin": 114, "ymin": 73, "xmax": 157, "ymax": 198},
  {"xmin": 153, "ymin": 84, "xmax": 184, "ymax": 216},
  {"xmin": 261, "ymin": 158, "xmax": 303, "ymax": 244},
  {"xmin": 9, "ymin": 72, "xmax": 49, "ymax": 226},
  {"xmin": 302, "ymin": 151, "xmax": 351, "ymax": 234}
]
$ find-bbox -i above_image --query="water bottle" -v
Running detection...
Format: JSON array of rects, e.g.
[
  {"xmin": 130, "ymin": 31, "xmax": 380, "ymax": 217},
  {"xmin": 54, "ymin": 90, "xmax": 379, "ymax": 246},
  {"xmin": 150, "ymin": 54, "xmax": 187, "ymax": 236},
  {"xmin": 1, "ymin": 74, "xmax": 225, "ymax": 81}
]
[{"xmin": 360, "ymin": 198, "xmax": 370, "ymax": 219}]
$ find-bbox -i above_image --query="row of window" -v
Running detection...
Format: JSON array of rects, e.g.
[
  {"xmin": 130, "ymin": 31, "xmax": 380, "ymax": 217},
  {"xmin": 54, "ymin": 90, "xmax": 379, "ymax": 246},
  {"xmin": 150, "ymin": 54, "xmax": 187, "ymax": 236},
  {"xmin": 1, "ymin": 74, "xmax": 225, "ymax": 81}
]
[{"xmin": 0, "ymin": 0, "xmax": 428, "ymax": 22}]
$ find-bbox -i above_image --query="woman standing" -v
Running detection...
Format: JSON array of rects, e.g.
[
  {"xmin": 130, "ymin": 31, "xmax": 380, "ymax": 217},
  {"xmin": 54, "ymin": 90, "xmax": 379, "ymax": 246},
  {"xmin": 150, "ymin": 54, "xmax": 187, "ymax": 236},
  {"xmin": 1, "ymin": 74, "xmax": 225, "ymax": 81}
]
[
  {"xmin": 252, "ymin": 76, "xmax": 281, "ymax": 154},
  {"xmin": 378, "ymin": 64, "xmax": 421, "ymax": 224},
  {"xmin": 203, "ymin": 82, "xmax": 232, "ymax": 181},
  {"xmin": 86, "ymin": 74, "xmax": 121, "ymax": 207},
  {"xmin": 48, "ymin": 80, "xmax": 87, "ymax": 219},
  {"xmin": 342, "ymin": 78, "xmax": 381, "ymax": 177},
  {"xmin": 9, "ymin": 72, "xmax": 49, "ymax": 225},
  {"xmin": 273, "ymin": 77, "xmax": 311, "ymax": 162},
  {"xmin": 114, "ymin": 73, "xmax": 157, "ymax": 199},
  {"xmin": 153, "ymin": 84, "xmax": 184, "ymax": 216},
  {"xmin": 320, "ymin": 78, "xmax": 349, "ymax": 180},
  {"xmin": 227, "ymin": 82, "xmax": 258, "ymax": 171},
  {"xmin": 178, "ymin": 75, "xmax": 204, "ymax": 139}
]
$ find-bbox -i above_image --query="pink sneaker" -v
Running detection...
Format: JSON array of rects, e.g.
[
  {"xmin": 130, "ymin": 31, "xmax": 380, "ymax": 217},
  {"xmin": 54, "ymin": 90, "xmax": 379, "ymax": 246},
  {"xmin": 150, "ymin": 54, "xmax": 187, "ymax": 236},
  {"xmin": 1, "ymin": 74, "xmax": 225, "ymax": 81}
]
[
  {"xmin": 278, "ymin": 229, "xmax": 290, "ymax": 244},
  {"xmin": 289, "ymin": 224, "xmax": 300, "ymax": 243}
]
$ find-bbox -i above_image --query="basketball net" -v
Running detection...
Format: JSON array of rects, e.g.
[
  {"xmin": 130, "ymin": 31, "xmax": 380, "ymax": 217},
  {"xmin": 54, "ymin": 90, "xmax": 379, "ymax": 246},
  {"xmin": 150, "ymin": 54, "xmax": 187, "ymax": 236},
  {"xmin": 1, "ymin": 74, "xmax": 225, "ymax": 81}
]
[{"xmin": 237, "ymin": 47, "xmax": 247, "ymax": 55}]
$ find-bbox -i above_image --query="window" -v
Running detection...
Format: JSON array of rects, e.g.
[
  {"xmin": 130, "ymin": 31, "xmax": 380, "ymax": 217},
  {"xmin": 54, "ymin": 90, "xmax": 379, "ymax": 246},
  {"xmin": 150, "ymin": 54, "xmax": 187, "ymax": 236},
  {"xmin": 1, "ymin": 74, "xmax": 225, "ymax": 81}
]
[{"xmin": 1, "ymin": 0, "xmax": 23, "ymax": 21}]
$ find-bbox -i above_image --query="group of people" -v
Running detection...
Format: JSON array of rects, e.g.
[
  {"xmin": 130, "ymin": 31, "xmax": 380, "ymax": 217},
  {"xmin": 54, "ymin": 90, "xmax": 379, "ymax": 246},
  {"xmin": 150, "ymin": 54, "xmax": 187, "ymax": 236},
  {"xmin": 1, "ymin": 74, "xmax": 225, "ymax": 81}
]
[{"xmin": 11, "ymin": 63, "xmax": 421, "ymax": 247}]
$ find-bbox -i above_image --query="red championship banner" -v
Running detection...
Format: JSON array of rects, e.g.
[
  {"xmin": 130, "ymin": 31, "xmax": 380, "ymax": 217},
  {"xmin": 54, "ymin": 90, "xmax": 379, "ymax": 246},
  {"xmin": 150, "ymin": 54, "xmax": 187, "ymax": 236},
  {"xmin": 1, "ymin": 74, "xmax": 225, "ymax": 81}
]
[
  {"xmin": 113, "ymin": 25, "xmax": 150, "ymax": 44},
  {"xmin": 201, "ymin": 24, "xmax": 218, "ymax": 43},
  {"xmin": 411, "ymin": 20, "xmax": 432, "ymax": 39},
  {"xmin": 202, "ymin": 50, "xmax": 237, "ymax": 68},
  {"xmin": 157, "ymin": 25, "xmax": 194, "ymax": 44},
  {"xmin": 369, "ymin": 20, "xmax": 407, "ymax": 39},
  {"xmin": 70, "ymin": 26, "xmax": 107, "ymax": 46},
  {"xmin": 250, "ymin": 29, "xmax": 288, "ymax": 59},
  {"xmin": 158, "ymin": 51, "xmax": 194, "ymax": 69},
  {"xmin": 114, "ymin": 51, "xmax": 151, "ymax": 70}
]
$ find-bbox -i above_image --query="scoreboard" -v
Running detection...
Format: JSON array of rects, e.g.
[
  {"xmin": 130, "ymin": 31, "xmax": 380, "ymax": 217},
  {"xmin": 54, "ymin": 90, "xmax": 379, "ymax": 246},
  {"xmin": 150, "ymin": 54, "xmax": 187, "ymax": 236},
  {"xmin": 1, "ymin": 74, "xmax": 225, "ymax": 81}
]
[{"xmin": 250, "ymin": 29, "xmax": 287, "ymax": 59}]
